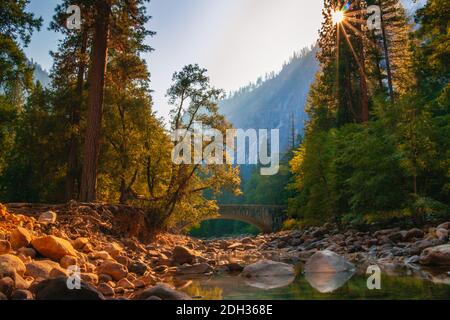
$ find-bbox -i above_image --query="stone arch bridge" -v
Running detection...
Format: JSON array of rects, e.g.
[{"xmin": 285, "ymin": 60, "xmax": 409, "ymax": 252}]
[{"xmin": 206, "ymin": 205, "xmax": 287, "ymax": 233}]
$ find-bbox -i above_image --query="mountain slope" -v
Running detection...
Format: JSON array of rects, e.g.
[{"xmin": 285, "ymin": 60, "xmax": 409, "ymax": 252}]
[
  {"xmin": 32, "ymin": 62, "xmax": 51, "ymax": 88},
  {"xmin": 219, "ymin": 46, "xmax": 319, "ymax": 153},
  {"xmin": 401, "ymin": 0, "xmax": 426, "ymax": 14}
]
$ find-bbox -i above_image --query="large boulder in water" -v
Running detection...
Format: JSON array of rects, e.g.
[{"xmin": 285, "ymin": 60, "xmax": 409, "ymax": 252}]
[
  {"xmin": 420, "ymin": 245, "xmax": 450, "ymax": 266},
  {"xmin": 305, "ymin": 250, "xmax": 355, "ymax": 273},
  {"xmin": 242, "ymin": 260, "xmax": 295, "ymax": 278}
]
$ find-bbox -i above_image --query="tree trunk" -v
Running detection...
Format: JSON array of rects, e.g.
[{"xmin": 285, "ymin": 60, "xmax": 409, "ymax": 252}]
[
  {"xmin": 379, "ymin": 0, "xmax": 395, "ymax": 101},
  {"xmin": 65, "ymin": 30, "xmax": 88, "ymax": 201},
  {"xmin": 357, "ymin": 0, "xmax": 369, "ymax": 123},
  {"xmin": 358, "ymin": 65, "xmax": 369, "ymax": 123},
  {"xmin": 119, "ymin": 178, "xmax": 127, "ymax": 204},
  {"xmin": 79, "ymin": 1, "xmax": 111, "ymax": 202}
]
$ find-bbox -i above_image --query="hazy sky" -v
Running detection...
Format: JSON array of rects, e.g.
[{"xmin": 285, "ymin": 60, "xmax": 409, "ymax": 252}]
[{"xmin": 24, "ymin": 0, "xmax": 324, "ymax": 120}]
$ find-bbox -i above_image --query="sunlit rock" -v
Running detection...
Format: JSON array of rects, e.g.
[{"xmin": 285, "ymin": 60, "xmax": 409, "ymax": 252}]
[
  {"xmin": 0, "ymin": 254, "xmax": 26, "ymax": 277},
  {"xmin": 10, "ymin": 227, "xmax": 33, "ymax": 249},
  {"xmin": 176, "ymin": 263, "xmax": 213, "ymax": 275},
  {"xmin": 242, "ymin": 260, "xmax": 295, "ymax": 277},
  {"xmin": 172, "ymin": 246, "xmax": 196, "ymax": 265},
  {"xmin": 38, "ymin": 211, "xmax": 57, "ymax": 225},
  {"xmin": 305, "ymin": 250, "xmax": 355, "ymax": 273},
  {"xmin": 420, "ymin": 245, "xmax": 450, "ymax": 266},
  {"xmin": 31, "ymin": 235, "xmax": 77, "ymax": 261}
]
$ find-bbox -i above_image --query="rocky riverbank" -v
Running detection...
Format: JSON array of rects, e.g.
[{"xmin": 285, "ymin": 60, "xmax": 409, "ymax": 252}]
[{"xmin": 0, "ymin": 203, "xmax": 449, "ymax": 300}]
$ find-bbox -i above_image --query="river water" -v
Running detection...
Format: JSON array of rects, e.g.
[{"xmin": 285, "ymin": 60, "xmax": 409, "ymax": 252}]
[{"xmin": 177, "ymin": 267, "xmax": 450, "ymax": 300}]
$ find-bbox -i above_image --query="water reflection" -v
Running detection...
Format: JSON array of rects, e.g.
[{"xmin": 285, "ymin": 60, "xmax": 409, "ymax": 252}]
[
  {"xmin": 178, "ymin": 271, "xmax": 450, "ymax": 300},
  {"xmin": 304, "ymin": 271, "xmax": 355, "ymax": 293},
  {"xmin": 245, "ymin": 274, "xmax": 296, "ymax": 290},
  {"xmin": 183, "ymin": 281, "xmax": 224, "ymax": 300}
]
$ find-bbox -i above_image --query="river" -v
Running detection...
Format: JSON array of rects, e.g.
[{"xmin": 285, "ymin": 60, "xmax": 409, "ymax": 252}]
[{"xmin": 177, "ymin": 267, "xmax": 450, "ymax": 300}]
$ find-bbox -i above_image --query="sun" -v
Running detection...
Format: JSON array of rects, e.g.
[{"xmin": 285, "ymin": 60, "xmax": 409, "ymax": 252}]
[{"xmin": 332, "ymin": 10, "xmax": 345, "ymax": 25}]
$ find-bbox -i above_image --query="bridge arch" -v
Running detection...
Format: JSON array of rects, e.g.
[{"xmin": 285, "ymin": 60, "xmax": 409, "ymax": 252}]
[{"xmin": 201, "ymin": 205, "xmax": 287, "ymax": 234}]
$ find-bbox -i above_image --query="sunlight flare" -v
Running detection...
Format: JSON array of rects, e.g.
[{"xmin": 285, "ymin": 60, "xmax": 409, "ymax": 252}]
[{"xmin": 332, "ymin": 10, "xmax": 345, "ymax": 25}]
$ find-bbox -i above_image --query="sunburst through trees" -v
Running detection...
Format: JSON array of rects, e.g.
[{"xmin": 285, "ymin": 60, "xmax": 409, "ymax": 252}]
[
  {"xmin": 319, "ymin": 0, "xmax": 378, "ymax": 124},
  {"xmin": 292, "ymin": 0, "xmax": 449, "ymax": 226},
  {"xmin": 318, "ymin": 0, "xmax": 414, "ymax": 125}
]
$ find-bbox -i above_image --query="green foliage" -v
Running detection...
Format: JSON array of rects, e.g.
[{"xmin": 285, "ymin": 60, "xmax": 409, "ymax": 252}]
[
  {"xmin": 0, "ymin": 0, "xmax": 42, "ymax": 93},
  {"xmin": 147, "ymin": 64, "xmax": 241, "ymax": 231},
  {"xmin": 282, "ymin": 218, "xmax": 301, "ymax": 231},
  {"xmin": 414, "ymin": 0, "xmax": 450, "ymax": 89},
  {"xmin": 1, "ymin": 0, "xmax": 448, "ymax": 237},
  {"xmin": 0, "ymin": 84, "xmax": 67, "ymax": 202},
  {"xmin": 0, "ymin": 1, "xmax": 43, "ymax": 200},
  {"xmin": 334, "ymin": 123, "xmax": 406, "ymax": 214},
  {"xmin": 0, "ymin": 96, "xmax": 17, "ymax": 172},
  {"xmin": 189, "ymin": 220, "xmax": 260, "ymax": 239},
  {"xmin": 288, "ymin": 0, "xmax": 450, "ymax": 226},
  {"xmin": 239, "ymin": 156, "xmax": 293, "ymax": 206},
  {"xmin": 289, "ymin": 129, "xmax": 338, "ymax": 223},
  {"xmin": 0, "ymin": 2, "xmax": 239, "ymax": 234}
]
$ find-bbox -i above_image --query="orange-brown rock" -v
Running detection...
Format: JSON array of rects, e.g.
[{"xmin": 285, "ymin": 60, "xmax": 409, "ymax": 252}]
[
  {"xmin": 0, "ymin": 240, "xmax": 11, "ymax": 254},
  {"xmin": 96, "ymin": 261, "xmax": 128, "ymax": 281},
  {"xmin": 104, "ymin": 242, "xmax": 123, "ymax": 258},
  {"xmin": 72, "ymin": 237, "xmax": 89, "ymax": 250},
  {"xmin": 31, "ymin": 236, "xmax": 77, "ymax": 261},
  {"xmin": 80, "ymin": 273, "xmax": 99, "ymax": 285},
  {"xmin": 97, "ymin": 283, "xmax": 115, "ymax": 296},
  {"xmin": 25, "ymin": 260, "xmax": 63, "ymax": 279},
  {"xmin": 60, "ymin": 255, "xmax": 78, "ymax": 268},
  {"xmin": 0, "ymin": 254, "xmax": 26, "ymax": 277},
  {"xmin": 117, "ymin": 278, "xmax": 134, "ymax": 290},
  {"xmin": 10, "ymin": 227, "xmax": 33, "ymax": 249}
]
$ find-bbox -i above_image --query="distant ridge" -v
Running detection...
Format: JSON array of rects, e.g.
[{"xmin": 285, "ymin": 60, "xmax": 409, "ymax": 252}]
[
  {"xmin": 219, "ymin": 45, "xmax": 319, "ymax": 153},
  {"xmin": 401, "ymin": 0, "xmax": 426, "ymax": 15},
  {"xmin": 31, "ymin": 61, "xmax": 51, "ymax": 88}
]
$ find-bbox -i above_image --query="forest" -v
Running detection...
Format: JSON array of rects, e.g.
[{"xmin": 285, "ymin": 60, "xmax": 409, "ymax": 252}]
[
  {"xmin": 0, "ymin": 0, "xmax": 449, "ymax": 236},
  {"xmin": 287, "ymin": 0, "xmax": 449, "ymax": 227},
  {"xmin": 211, "ymin": 0, "xmax": 449, "ymax": 234},
  {"xmin": 0, "ymin": 0, "xmax": 450, "ymax": 304},
  {"xmin": 0, "ymin": 0, "xmax": 240, "ymax": 233}
]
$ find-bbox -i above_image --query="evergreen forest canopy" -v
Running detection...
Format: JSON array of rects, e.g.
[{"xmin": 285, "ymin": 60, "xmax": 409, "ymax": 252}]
[
  {"xmin": 0, "ymin": 0, "xmax": 448, "ymax": 235},
  {"xmin": 288, "ymin": 0, "xmax": 449, "ymax": 227},
  {"xmin": 0, "ymin": 0, "xmax": 240, "ymax": 232}
]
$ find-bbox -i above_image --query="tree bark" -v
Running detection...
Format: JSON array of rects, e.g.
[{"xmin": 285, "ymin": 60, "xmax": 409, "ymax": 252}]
[
  {"xmin": 65, "ymin": 30, "xmax": 88, "ymax": 201},
  {"xmin": 359, "ymin": 63, "xmax": 369, "ymax": 123},
  {"xmin": 379, "ymin": 0, "xmax": 395, "ymax": 101},
  {"xmin": 357, "ymin": 0, "xmax": 369, "ymax": 123},
  {"xmin": 79, "ymin": 0, "xmax": 111, "ymax": 202}
]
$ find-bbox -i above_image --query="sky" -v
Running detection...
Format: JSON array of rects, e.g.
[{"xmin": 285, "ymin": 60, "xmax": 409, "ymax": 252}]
[{"xmin": 23, "ymin": 0, "xmax": 325, "ymax": 120}]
